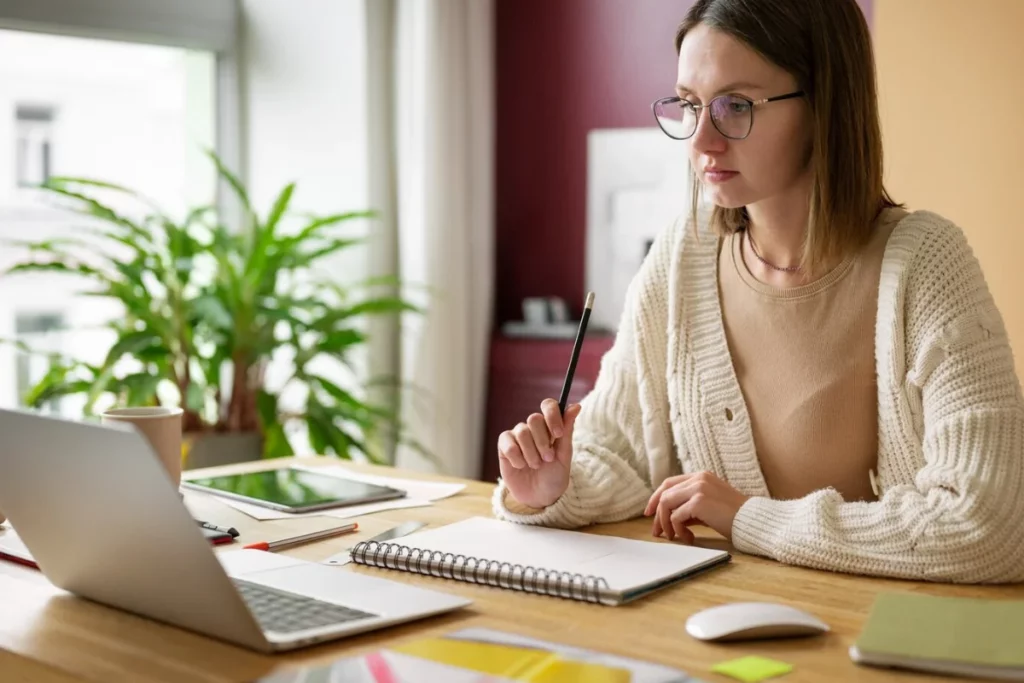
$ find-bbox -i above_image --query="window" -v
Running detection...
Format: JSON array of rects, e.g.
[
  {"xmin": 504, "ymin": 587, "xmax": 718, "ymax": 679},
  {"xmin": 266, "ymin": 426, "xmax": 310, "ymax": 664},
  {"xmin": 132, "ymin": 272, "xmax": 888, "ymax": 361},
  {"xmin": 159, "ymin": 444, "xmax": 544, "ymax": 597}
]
[
  {"xmin": 0, "ymin": 29, "xmax": 217, "ymax": 414},
  {"xmin": 16, "ymin": 105, "xmax": 55, "ymax": 188},
  {"xmin": 15, "ymin": 311, "xmax": 66, "ymax": 413}
]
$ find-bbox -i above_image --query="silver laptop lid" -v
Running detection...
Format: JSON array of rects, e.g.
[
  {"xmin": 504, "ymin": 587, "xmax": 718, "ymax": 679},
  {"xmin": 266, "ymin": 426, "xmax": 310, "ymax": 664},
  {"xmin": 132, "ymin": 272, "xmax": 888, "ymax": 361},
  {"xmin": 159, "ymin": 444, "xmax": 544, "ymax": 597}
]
[{"xmin": 0, "ymin": 408, "xmax": 267, "ymax": 650}]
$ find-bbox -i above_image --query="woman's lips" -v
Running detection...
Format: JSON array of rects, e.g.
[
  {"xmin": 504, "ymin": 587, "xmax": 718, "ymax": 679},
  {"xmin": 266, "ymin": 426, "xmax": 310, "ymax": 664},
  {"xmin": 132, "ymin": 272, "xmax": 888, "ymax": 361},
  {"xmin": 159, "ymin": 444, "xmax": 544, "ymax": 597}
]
[{"xmin": 703, "ymin": 169, "xmax": 738, "ymax": 183}]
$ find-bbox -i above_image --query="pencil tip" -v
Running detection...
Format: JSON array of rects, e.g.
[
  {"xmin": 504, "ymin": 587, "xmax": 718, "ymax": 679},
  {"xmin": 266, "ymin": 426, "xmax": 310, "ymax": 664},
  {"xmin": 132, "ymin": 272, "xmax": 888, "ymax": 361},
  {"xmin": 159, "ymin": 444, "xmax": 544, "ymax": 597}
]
[{"xmin": 584, "ymin": 291, "xmax": 595, "ymax": 310}]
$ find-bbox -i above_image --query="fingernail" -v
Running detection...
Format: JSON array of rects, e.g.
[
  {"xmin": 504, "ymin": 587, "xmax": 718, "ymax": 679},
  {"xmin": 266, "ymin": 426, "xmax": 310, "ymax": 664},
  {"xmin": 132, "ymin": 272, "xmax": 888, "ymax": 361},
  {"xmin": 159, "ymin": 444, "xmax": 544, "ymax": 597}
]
[{"xmin": 544, "ymin": 449, "xmax": 555, "ymax": 462}]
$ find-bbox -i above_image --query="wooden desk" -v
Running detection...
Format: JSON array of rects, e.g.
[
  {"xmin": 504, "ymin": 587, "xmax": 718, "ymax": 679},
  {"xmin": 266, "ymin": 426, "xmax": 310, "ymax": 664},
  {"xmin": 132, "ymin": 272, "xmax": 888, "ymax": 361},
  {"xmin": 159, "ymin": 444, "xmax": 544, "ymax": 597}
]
[{"xmin": 1, "ymin": 458, "xmax": 1020, "ymax": 683}]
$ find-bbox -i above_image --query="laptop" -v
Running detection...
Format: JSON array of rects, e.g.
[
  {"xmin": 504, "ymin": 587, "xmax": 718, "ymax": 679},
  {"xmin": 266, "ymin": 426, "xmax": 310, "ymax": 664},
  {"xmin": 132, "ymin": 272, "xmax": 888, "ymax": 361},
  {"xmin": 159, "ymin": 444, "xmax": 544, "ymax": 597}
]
[{"xmin": 0, "ymin": 408, "xmax": 471, "ymax": 652}]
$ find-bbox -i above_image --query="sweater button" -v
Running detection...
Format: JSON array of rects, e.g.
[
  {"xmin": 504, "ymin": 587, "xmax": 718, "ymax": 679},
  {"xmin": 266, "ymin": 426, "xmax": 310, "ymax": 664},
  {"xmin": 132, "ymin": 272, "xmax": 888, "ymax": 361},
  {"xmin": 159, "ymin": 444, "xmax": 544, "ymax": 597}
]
[{"xmin": 724, "ymin": 407, "xmax": 734, "ymax": 421}]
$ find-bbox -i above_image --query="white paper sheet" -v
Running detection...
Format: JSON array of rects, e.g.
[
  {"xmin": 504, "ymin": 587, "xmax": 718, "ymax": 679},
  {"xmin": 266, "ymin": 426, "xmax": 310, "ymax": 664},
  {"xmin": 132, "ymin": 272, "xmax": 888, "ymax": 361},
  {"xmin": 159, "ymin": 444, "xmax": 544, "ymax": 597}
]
[
  {"xmin": 217, "ymin": 549, "xmax": 307, "ymax": 577},
  {"xmin": 217, "ymin": 496, "xmax": 432, "ymax": 521},
  {"xmin": 195, "ymin": 466, "xmax": 463, "ymax": 521},
  {"xmin": 290, "ymin": 465, "xmax": 466, "ymax": 501}
]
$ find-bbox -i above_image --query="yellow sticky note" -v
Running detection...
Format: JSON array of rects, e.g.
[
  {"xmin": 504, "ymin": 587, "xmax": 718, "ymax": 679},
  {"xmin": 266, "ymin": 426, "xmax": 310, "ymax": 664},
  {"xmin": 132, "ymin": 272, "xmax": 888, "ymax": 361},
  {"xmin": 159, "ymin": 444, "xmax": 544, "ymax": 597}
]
[
  {"xmin": 392, "ymin": 638, "xmax": 630, "ymax": 682},
  {"xmin": 711, "ymin": 656, "xmax": 793, "ymax": 682}
]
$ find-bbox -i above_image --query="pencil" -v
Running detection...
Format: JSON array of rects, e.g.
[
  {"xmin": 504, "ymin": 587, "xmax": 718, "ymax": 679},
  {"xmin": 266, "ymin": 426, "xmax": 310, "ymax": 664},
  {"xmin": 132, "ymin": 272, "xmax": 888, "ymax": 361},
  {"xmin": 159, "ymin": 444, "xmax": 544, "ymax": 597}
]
[
  {"xmin": 243, "ymin": 522, "xmax": 359, "ymax": 552},
  {"xmin": 558, "ymin": 291, "xmax": 595, "ymax": 415}
]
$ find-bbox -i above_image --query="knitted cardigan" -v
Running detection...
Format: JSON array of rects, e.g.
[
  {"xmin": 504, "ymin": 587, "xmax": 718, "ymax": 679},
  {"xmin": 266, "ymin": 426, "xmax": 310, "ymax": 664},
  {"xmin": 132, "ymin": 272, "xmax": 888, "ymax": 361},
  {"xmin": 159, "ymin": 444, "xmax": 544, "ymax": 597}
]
[{"xmin": 492, "ymin": 210, "xmax": 1024, "ymax": 583}]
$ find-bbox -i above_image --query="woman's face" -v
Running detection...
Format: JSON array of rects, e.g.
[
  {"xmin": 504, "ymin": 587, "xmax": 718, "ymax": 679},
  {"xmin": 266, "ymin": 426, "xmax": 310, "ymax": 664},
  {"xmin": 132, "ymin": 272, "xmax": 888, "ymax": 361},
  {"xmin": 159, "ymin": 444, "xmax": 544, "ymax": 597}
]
[{"xmin": 677, "ymin": 23, "xmax": 812, "ymax": 210}]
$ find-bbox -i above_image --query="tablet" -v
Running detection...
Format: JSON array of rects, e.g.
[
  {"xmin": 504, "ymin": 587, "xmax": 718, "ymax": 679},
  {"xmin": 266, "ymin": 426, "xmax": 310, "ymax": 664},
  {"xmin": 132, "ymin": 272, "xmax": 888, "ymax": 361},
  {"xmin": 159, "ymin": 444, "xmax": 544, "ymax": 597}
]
[{"xmin": 181, "ymin": 467, "xmax": 406, "ymax": 513}]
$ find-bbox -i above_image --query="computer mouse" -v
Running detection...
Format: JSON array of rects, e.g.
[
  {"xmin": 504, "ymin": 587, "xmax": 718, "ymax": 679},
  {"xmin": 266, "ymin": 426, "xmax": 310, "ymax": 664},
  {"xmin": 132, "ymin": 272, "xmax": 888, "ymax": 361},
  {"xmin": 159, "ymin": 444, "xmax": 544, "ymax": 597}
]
[{"xmin": 685, "ymin": 602, "xmax": 830, "ymax": 642}]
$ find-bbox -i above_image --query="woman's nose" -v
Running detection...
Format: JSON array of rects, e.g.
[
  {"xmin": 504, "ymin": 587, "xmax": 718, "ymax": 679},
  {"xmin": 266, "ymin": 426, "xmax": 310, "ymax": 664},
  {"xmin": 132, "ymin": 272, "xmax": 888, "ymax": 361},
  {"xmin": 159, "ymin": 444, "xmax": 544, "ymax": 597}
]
[{"xmin": 690, "ymin": 106, "xmax": 728, "ymax": 155}]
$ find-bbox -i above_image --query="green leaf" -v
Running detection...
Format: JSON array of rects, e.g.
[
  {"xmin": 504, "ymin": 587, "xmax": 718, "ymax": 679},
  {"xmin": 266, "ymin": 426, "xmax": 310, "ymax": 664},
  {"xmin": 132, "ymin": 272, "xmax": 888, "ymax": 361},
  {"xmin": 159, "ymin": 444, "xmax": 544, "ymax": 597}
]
[
  {"xmin": 263, "ymin": 183, "xmax": 294, "ymax": 237},
  {"xmin": 23, "ymin": 362, "xmax": 71, "ymax": 407},
  {"xmin": 185, "ymin": 382, "xmax": 206, "ymax": 413},
  {"xmin": 206, "ymin": 149, "xmax": 253, "ymax": 217},
  {"xmin": 317, "ymin": 329, "xmax": 367, "ymax": 355},
  {"xmin": 313, "ymin": 376, "xmax": 393, "ymax": 425},
  {"xmin": 262, "ymin": 423, "xmax": 294, "ymax": 458},
  {"xmin": 333, "ymin": 297, "xmax": 423, "ymax": 320},
  {"xmin": 192, "ymin": 295, "xmax": 234, "ymax": 331},
  {"xmin": 245, "ymin": 182, "xmax": 295, "ymax": 289},
  {"xmin": 5, "ymin": 261, "xmax": 104, "ymax": 280},
  {"xmin": 0, "ymin": 336, "xmax": 39, "ymax": 356},
  {"xmin": 117, "ymin": 373, "xmax": 161, "ymax": 406},
  {"xmin": 38, "ymin": 184, "xmax": 155, "ymax": 246},
  {"xmin": 83, "ymin": 363, "xmax": 118, "ymax": 414},
  {"xmin": 256, "ymin": 390, "xmax": 295, "ymax": 458},
  {"xmin": 103, "ymin": 331, "xmax": 163, "ymax": 369},
  {"xmin": 287, "ymin": 211, "xmax": 374, "ymax": 247},
  {"xmin": 285, "ymin": 238, "xmax": 365, "ymax": 269}
]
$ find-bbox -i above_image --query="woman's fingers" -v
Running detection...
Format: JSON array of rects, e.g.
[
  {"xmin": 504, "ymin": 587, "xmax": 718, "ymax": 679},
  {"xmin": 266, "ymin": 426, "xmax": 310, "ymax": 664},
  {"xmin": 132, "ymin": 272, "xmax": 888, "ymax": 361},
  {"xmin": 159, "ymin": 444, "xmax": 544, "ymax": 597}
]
[
  {"xmin": 540, "ymin": 399, "xmax": 564, "ymax": 439},
  {"xmin": 512, "ymin": 422, "xmax": 543, "ymax": 469},
  {"xmin": 658, "ymin": 480, "xmax": 700, "ymax": 512},
  {"xmin": 498, "ymin": 430, "xmax": 525, "ymax": 469},
  {"xmin": 670, "ymin": 506, "xmax": 697, "ymax": 544},
  {"xmin": 654, "ymin": 480, "xmax": 703, "ymax": 540},
  {"xmin": 645, "ymin": 474, "xmax": 691, "ymax": 516},
  {"xmin": 657, "ymin": 489, "xmax": 677, "ymax": 540},
  {"xmin": 527, "ymin": 413, "xmax": 554, "ymax": 462}
]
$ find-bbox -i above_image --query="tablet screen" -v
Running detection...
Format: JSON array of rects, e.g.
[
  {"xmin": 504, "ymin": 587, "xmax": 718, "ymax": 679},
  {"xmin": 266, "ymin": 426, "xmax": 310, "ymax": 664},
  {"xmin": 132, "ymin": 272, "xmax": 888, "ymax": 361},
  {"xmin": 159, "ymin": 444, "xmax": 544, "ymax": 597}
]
[{"xmin": 183, "ymin": 468, "xmax": 404, "ymax": 511}]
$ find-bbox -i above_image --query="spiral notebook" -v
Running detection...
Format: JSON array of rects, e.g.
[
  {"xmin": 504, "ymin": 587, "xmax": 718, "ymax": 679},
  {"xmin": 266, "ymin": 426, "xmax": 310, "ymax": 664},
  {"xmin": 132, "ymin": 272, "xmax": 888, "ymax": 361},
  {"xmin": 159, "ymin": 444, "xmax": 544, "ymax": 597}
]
[{"xmin": 349, "ymin": 517, "xmax": 731, "ymax": 606}]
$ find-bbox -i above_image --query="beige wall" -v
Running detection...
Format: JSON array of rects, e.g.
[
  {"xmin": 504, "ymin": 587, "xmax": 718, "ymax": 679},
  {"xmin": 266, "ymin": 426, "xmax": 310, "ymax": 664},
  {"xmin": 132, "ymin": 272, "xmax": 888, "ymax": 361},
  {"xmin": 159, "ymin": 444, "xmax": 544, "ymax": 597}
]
[{"xmin": 875, "ymin": 0, "xmax": 1024, "ymax": 377}]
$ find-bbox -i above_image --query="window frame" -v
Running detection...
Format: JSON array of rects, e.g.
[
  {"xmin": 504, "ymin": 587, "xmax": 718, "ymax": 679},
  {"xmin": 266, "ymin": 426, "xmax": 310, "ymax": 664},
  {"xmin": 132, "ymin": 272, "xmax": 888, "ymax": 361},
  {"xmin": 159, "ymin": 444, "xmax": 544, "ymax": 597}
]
[{"xmin": 0, "ymin": 0, "xmax": 244, "ymax": 209}]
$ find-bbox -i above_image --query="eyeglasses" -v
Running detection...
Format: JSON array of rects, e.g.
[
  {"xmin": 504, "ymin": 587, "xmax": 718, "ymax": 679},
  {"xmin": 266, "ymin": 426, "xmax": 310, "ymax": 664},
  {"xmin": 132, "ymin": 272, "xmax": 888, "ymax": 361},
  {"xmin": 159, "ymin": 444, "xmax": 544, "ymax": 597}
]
[{"xmin": 652, "ymin": 91, "xmax": 804, "ymax": 140}]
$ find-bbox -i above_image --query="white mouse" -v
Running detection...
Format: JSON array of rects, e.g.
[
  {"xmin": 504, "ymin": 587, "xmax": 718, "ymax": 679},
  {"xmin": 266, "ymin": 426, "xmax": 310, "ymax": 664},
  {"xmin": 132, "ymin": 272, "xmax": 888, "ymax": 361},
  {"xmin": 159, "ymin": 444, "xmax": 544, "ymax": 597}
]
[{"xmin": 685, "ymin": 602, "xmax": 830, "ymax": 642}]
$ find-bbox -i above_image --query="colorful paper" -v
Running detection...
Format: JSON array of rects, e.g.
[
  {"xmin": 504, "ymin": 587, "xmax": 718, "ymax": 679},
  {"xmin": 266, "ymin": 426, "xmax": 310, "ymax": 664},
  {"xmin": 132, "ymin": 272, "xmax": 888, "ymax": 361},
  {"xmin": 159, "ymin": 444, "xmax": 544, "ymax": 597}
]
[{"xmin": 393, "ymin": 637, "xmax": 631, "ymax": 682}]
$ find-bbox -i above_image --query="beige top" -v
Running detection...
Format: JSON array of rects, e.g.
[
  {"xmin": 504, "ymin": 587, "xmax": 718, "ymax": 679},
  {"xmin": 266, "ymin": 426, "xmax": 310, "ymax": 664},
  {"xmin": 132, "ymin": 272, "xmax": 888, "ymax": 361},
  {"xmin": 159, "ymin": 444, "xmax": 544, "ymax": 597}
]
[{"xmin": 717, "ymin": 211, "xmax": 902, "ymax": 502}]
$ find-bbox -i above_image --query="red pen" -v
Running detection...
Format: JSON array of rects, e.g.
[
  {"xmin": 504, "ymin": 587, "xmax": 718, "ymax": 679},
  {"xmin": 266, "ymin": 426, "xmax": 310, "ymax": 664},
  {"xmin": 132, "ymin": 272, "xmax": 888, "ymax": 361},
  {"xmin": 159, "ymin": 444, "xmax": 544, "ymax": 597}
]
[{"xmin": 243, "ymin": 522, "xmax": 359, "ymax": 552}]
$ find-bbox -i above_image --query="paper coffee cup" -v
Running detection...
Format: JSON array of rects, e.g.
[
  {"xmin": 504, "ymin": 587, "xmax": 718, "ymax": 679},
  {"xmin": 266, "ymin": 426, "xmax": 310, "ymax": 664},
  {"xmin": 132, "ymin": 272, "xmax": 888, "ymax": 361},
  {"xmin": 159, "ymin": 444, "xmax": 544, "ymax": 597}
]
[{"xmin": 101, "ymin": 407, "xmax": 183, "ymax": 488}]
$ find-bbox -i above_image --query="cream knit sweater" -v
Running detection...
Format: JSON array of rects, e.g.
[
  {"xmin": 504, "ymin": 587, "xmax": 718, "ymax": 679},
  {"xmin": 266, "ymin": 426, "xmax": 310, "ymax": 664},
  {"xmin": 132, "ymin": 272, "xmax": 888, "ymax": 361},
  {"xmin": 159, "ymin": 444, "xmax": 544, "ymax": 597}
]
[{"xmin": 492, "ymin": 210, "xmax": 1024, "ymax": 583}]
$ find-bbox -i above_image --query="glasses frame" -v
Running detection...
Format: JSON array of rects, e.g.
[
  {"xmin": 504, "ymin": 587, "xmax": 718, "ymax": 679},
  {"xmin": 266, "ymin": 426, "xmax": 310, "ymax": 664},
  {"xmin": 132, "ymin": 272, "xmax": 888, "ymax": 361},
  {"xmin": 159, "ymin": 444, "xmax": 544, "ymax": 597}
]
[{"xmin": 652, "ymin": 90, "xmax": 805, "ymax": 141}]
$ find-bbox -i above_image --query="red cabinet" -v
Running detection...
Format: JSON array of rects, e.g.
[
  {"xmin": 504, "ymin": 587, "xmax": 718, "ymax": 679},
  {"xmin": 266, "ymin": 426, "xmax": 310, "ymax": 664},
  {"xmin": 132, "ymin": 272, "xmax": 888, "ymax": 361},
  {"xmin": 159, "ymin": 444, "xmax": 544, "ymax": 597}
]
[{"xmin": 480, "ymin": 332, "xmax": 616, "ymax": 483}]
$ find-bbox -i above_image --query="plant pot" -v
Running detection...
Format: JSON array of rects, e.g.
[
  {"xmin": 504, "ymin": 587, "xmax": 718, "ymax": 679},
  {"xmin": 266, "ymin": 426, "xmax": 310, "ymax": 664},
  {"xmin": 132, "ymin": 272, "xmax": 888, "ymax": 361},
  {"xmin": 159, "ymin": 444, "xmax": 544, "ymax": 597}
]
[{"xmin": 182, "ymin": 431, "xmax": 263, "ymax": 470}]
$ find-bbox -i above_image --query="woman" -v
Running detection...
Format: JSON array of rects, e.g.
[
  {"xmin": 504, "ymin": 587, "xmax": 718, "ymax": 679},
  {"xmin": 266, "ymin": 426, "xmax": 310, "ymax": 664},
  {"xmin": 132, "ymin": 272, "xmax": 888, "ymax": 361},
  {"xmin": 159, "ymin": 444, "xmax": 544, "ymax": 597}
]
[{"xmin": 492, "ymin": 0, "xmax": 1024, "ymax": 583}]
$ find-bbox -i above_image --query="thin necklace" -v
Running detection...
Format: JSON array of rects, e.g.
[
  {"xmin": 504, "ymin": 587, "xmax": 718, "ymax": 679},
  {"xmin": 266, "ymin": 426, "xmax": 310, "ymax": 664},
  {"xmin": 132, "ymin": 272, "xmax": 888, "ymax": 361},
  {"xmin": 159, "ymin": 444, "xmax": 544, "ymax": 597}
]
[{"xmin": 746, "ymin": 229, "xmax": 802, "ymax": 273}]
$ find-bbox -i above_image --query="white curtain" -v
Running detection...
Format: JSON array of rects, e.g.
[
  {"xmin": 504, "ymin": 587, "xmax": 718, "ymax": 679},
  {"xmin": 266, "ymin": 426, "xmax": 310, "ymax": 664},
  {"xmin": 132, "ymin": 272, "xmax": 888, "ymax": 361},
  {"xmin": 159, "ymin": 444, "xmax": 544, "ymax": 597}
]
[{"xmin": 366, "ymin": 0, "xmax": 494, "ymax": 479}]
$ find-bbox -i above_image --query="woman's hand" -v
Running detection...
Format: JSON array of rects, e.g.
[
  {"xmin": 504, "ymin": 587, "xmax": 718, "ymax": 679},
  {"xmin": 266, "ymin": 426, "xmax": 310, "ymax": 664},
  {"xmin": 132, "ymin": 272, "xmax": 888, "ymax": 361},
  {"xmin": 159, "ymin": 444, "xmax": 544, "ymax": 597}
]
[
  {"xmin": 643, "ymin": 471, "xmax": 750, "ymax": 543},
  {"xmin": 498, "ymin": 399, "xmax": 582, "ymax": 510}
]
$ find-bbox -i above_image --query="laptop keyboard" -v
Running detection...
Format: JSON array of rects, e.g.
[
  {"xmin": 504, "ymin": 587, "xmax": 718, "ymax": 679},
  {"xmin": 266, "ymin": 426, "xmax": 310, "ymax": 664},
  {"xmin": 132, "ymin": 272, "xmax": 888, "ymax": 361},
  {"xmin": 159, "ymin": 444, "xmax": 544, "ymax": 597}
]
[{"xmin": 233, "ymin": 579, "xmax": 378, "ymax": 634}]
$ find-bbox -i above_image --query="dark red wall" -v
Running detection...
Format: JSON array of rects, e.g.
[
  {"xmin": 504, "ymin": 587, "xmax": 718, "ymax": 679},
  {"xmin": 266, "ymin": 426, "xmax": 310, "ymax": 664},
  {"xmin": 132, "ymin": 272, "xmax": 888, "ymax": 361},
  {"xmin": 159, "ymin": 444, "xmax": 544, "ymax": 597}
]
[{"xmin": 493, "ymin": 0, "xmax": 873, "ymax": 325}]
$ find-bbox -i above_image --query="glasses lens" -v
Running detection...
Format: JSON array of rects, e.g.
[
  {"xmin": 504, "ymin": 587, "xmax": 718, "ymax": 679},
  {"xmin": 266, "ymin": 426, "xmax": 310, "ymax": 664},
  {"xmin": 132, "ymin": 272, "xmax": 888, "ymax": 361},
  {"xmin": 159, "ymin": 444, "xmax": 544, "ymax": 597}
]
[
  {"xmin": 655, "ymin": 99, "xmax": 697, "ymax": 139},
  {"xmin": 709, "ymin": 96, "xmax": 752, "ymax": 139}
]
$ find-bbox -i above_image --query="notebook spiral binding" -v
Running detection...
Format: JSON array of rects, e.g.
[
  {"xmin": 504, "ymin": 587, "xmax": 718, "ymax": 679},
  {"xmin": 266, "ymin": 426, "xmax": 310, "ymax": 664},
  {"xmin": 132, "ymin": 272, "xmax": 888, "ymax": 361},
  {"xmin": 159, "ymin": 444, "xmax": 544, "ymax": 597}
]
[{"xmin": 349, "ymin": 540, "xmax": 611, "ymax": 604}]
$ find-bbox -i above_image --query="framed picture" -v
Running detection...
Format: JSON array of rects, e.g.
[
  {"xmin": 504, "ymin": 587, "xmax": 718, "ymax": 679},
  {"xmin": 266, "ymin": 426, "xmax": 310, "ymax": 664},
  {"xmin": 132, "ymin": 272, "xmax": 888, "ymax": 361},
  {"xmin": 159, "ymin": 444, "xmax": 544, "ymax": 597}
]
[{"xmin": 585, "ymin": 127, "xmax": 693, "ymax": 332}]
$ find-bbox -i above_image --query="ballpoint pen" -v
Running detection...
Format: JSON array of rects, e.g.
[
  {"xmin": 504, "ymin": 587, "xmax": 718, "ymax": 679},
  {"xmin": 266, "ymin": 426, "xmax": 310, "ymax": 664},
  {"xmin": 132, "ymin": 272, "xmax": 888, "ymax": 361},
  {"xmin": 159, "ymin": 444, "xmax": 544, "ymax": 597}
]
[{"xmin": 243, "ymin": 522, "xmax": 359, "ymax": 552}]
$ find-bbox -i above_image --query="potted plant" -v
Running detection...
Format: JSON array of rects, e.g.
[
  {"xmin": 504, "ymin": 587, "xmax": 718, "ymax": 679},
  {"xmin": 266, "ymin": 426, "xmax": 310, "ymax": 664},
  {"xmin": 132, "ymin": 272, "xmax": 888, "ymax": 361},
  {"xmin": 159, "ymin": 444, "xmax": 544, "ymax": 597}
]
[{"xmin": 3, "ymin": 152, "xmax": 420, "ymax": 468}]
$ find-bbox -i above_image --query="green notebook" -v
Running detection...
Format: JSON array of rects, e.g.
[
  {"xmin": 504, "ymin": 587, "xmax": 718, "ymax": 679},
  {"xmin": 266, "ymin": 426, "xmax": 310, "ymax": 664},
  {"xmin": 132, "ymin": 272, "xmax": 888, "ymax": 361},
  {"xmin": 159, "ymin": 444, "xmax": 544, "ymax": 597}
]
[{"xmin": 850, "ymin": 592, "xmax": 1024, "ymax": 680}]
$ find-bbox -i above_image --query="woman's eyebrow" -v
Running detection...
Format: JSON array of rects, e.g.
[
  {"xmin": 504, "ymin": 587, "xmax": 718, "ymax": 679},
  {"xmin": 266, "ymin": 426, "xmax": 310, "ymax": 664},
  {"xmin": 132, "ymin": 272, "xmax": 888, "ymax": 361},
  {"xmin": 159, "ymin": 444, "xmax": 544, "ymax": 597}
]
[{"xmin": 675, "ymin": 80, "xmax": 763, "ymax": 95}]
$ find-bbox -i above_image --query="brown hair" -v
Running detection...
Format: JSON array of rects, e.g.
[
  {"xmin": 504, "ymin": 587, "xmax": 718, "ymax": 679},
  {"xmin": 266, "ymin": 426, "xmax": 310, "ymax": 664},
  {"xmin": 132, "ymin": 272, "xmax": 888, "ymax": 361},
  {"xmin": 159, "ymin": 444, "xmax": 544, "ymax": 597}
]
[{"xmin": 676, "ymin": 0, "xmax": 900, "ymax": 272}]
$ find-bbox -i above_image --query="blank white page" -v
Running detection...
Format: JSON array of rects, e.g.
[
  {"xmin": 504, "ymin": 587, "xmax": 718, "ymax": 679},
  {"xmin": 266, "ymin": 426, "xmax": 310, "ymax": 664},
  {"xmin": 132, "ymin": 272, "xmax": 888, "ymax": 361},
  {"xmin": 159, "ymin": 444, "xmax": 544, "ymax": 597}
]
[{"xmin": 385, "ymin": 517, "xmax": 728, "ymax": 592}]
